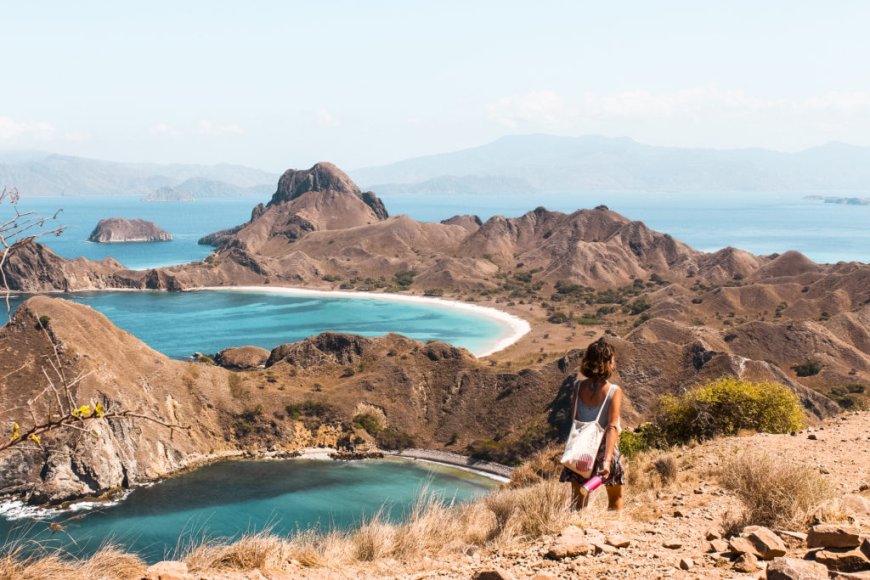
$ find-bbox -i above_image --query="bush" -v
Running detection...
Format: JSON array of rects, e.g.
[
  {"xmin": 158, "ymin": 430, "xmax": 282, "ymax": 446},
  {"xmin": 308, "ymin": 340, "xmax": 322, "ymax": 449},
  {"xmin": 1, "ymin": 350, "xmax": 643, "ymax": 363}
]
[
  {"xmin": 423, "ymin": 288, "xmax": 444, "ymax": 297},
  {"xmin": 393, "ymin": 270, "xmax": 417, "ymax": 288},
  {"xmin": 792, "ymin": 358, "xmax": 822, "ymax": 377},
  {"xmin": 618, "ymin": 422, "xmax": 665, "ymax": 459},
  {"xmin": 719, "ymin": 450, "xmax": 834, "ymax": 529},
  {"xmin": 353, "ymin": 403, "xmax": 387, "ymax": 434},
  {"xmin": 375, "ymin": 427, "xmax": 415, "ymax": 450},
  {"xmin": 37, "ymin": 315, "xmax": 51, "ymax": 329},
  {"xmin": 656, "ymin": 377, "xmax": 805, "ymax": 444}
]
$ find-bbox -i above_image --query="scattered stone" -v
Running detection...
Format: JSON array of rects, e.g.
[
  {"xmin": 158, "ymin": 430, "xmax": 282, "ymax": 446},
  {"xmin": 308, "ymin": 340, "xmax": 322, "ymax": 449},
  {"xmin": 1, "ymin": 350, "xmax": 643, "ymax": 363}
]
[
  {"xmin": 547, "ymin": 526, "xmax": 593, "ymax": 560},
  {"xmin": 746, "ymin": 526, "xmax": 787, "ymax": 560},
  {"xmin": 679, "ymin": 557, "xmax": 694, "ymax": 570},
  {"xmin": 663, "ymin": 539, "xmax": 682, "ymax": 549},
  {"xmin": 814, "ymin": 547, "xmax": 870, "ymax": 572},
  {"xmin": 807, "ymin": 524, "xmax": 862, "ymax": 549},
  {"xmin": 733, "ymin": 552, "xmax": 760, "ymax": 573},
  {"xmin": 145, "ymin": 560, "xmax": 190, "ymax": 580},
  {"xmin": 606, "ymin": 535, "xmax": 631, "ymax": 548},
  {"xmin": 673, "ymin": 509, "xmax": 686, "ymax": 518},
  {"xmin": 765, "ymin": 557, "xmax": 828, "ymax": 579},
  {"xmin": 729, "ymin": 536, "xmax": 761, "ymax": 558},
  {"xmin": 842, "ymin": 494, "xmax": 870, "ymax": 517},
  {"xmin": 706, "ymin": 529, "xmax": 722, "ymax": 541},
  {"xmin": 593, "ymin": 542, "xmax": 619, "ymax": 555},
  {"xmin": 709, "ymin": 539, "xmax": 729, "ymax": 553},
  {"xmin": 473, "ymin": 569, "xmax": 514, "ymax": 580}
]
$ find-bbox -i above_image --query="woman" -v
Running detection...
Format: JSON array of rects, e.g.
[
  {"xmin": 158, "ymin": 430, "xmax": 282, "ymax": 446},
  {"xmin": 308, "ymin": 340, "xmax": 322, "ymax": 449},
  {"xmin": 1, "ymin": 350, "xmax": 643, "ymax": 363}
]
[{"xmin": 560, "ymin": 337, "xmax": 624, "ymax": 510}]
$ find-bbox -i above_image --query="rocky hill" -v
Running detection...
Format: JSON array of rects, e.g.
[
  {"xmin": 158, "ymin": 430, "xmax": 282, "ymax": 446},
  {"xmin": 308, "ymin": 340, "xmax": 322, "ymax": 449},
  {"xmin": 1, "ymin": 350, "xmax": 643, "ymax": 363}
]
[{"xmin": 88, "ymin": 218, "xmax": 173, "ymax": 243}]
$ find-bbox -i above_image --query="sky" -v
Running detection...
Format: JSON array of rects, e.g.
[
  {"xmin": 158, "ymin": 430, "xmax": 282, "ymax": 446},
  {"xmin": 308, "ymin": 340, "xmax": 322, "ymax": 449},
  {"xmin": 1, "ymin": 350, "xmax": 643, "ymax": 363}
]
[{"xmin": 2, "ymin": 0, "xmax": 870, "ymax": 172}]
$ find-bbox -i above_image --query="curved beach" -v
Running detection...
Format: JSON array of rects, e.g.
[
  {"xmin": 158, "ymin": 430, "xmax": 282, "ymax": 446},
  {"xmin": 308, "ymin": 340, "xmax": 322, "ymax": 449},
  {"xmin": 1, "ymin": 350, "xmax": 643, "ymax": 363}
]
[{"xmin": 190, "ymin": 285, "xmax": 531, "ymax": 357}]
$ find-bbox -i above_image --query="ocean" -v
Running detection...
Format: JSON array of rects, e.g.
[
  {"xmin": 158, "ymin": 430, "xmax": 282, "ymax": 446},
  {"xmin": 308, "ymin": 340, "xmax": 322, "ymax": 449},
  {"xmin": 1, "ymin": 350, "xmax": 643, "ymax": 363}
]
[{"xmin": 20, "ymin": 192, "xmax": 870, "ymax": 269}]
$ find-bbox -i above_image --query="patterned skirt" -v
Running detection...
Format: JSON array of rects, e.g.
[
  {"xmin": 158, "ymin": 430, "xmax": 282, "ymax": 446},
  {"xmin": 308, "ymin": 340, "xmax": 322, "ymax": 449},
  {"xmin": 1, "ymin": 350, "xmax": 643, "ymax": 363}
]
[{"xmin": 559, "ymin": 439, "xmax": 625, "ymax": 487}]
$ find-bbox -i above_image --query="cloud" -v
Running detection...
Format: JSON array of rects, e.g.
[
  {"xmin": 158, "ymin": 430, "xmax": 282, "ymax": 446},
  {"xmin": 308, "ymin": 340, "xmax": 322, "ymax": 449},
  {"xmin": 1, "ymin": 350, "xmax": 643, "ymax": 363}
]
[
  {"xmin": 196, "ymin": 119, "xmax": 244, "ymax": 136},
  {"xmin": 149, "ymin": 122, "xmax": 181, "ymax": 137},
  {"xmin": 315, "ymin": 107, "xmax": 340, "ymax": 128},
  {"xmin": 486, "ymin": 88, "xmax": 870, "ymax": 130},
  {"xmin": 0, "ymin": 116, "xmax": 57, "ymax": 142}
]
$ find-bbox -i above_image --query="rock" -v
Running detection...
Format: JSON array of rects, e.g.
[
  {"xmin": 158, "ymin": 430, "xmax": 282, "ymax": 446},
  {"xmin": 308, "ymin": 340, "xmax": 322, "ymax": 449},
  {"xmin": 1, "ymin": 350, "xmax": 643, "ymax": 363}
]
[
  {"xmin": 473, "ymin": 569, "xmax": 514, "ymax": 580},
  {"xmin": 606, "ymin": 535, "xmax": 631, "ymax": 548},
  {"xmin": 729, "ymin": 536, "xmax": 761, "ymax": 558},
  {"xmin": 746, "ymin": 526, "xmax": 787, "ymax": 560},
  {"xmin": 215, "ymin": 346, "xmax": 271, "ymax": 370},
  {"xmin": 766, "ymin": 557, "xmax": 828, "ymax": 579},
  {"xmin": 807, "ymin": 524, "xmax": 862, "ymax": 549},
  {"xmin": 88, "ymin": 218, "xmax": 172, "ymax": 243},
  {"xmin": 593, "ymin": 542, "xmax": 619, "ymax": 555},
  {"xmin": 862, "ymin": 538, "xmax": 870, "ymax": 560},
  {"xmin": 673, "ymin": 509, "xmax": 686, "ymax": 517},
  {"xmin": 145, "ymin": 560, "xmax": 190, "ymax": 580},
  {"xmin": 547, "ymin": 526, "xmax": 593, "ymax": 559},
  {"xmin": 662, "ymin": 539, "xmax": 682, "ymax": 549},
  {"xmin": 733, "ymin": 552, "xmax": 760, "ymax": 573},
  {"xmin": 679, "ymin": 557, "xmax": 694, "ymax": 570},
  {"xmin": 709, "ymin": 539, "xmax": 729, "ymax": 553},
  {"xmin": 842, "ymin": 495, "xmax": 870, "ymax": 517},
  {"xmin": 706, "ymin": 529, "xmax": 722, "ymax": 541},
  {"xmin": 814, "ymin": 547, "xmax": 870, "ymax": 572}
]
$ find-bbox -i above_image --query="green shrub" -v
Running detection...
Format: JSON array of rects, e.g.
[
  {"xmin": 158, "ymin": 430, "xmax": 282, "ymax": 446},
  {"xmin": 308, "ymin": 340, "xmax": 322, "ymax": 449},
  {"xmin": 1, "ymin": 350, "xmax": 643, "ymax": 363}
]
[
  {"xmin": 618, "ymin": 422, "xmax": 665, "ymax": 459},
  {"xmin": 393, "ymin": 270, "xmax": 417, "ymax": 288},
  {"xmin": 423, "ymin": 288, "xmax": 444, "ymax": 297},
  {"xmin": 657, "ymin": 377, "xmax": 805, "ymax": 444},
  {"xmin": 792, "ymin": 359, "xmax": 822, "ymax": 377},
  {"xmin": 375, "ymin": 427, "xmax": 416, "ymax": 450},
  {"xmin": 37, "ymin": 315, "xmax": 51, "ymax": 329},
  {"xmin": 353, "ymin": 413, "xmax": 384, "ymax": 434}
]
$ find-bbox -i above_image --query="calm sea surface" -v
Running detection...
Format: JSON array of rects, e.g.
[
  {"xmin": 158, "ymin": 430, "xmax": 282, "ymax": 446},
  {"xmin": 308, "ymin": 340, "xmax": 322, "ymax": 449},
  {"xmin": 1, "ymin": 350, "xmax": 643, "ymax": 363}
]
[
  {"xmin": 0, "ymin": 458, "xmax": 496, "ymax": 563},
  {"xmin": 21, "ymin": 193, "xmax": 870, "ymax": 267}
]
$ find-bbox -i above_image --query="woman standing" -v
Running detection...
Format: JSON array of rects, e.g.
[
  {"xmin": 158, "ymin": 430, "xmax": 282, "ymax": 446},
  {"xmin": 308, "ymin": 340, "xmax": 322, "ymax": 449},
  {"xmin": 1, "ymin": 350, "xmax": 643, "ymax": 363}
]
[{"xmin": 560, "ymin": 337, "xmax": 624, "ymax": 510}]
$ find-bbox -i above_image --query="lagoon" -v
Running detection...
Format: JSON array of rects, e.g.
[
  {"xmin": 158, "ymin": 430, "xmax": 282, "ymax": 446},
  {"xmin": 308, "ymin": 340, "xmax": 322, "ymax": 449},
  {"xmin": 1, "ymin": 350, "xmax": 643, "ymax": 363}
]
[{"xmin": 0, "ymin": 458, "xmax": 497, "ymax": 564}]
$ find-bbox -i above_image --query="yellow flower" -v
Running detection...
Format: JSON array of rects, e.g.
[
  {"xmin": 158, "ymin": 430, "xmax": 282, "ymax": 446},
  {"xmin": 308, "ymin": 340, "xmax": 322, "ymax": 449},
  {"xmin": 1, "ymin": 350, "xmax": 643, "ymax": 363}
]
[
  {"xmin": 29, "ymin": 433, "xmax": 41, "ymax": 445},
  {"xmin": 94, "ymin": 402, "xmax": 104, "ymax": 418},
  {"xmin": 72, "ymin": 405, "xmax": 92, "ymax": 418},
  {"xmin": 11, "ymin": 422, "xmax": 20, "ymax": 440}
]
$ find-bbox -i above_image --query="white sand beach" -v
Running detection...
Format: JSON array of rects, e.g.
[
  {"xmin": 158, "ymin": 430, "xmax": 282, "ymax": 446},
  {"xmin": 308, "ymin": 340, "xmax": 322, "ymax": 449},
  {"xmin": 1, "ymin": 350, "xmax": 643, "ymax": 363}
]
[{"xmin": 191, "ymin": 285, "xmax": 531, "ymax": 357}]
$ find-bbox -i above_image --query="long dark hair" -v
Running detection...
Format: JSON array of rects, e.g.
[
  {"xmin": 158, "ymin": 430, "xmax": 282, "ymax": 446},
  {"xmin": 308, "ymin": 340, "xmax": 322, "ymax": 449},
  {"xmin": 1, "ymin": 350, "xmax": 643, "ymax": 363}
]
[{"xmin": 580, "ymin": 337, "xmax": 615, "ymax": 380}]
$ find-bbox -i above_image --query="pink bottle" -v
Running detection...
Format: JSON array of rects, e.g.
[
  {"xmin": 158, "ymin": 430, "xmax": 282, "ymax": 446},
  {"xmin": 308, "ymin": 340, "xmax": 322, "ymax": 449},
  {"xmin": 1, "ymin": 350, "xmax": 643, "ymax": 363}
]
[{"xmin": 580, "ymin": 475, "xmax": 603, "ymax": 496}]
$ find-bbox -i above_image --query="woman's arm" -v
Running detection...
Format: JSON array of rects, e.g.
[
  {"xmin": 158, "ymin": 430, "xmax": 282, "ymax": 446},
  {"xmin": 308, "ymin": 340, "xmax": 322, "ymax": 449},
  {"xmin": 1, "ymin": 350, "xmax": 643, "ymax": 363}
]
[{"xmin": 598, "ymin": 387, "xmax": 622, "ymax": 479}]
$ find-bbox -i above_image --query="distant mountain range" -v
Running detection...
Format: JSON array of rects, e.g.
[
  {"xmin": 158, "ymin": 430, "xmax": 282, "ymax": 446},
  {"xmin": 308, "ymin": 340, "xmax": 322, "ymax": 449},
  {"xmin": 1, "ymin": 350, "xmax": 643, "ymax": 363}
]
[
  {"xmin": 352, "ymin": 134, "xmax": 870, "ymax": 194},
  {"xmin": 0, "ymin": 151, "xmax": 278, "ymax": 197}
]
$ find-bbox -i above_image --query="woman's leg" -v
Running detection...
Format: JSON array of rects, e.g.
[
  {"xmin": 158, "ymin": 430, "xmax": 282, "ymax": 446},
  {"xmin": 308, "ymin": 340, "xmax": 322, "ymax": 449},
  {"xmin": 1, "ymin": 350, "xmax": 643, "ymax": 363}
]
[
  {"xmin": 605, "ymin": 485, "xmax": 623, "ymax": 511},
  {"xmin": 570, "ymin": 481, "xmax": 590, "ymax": 509}
]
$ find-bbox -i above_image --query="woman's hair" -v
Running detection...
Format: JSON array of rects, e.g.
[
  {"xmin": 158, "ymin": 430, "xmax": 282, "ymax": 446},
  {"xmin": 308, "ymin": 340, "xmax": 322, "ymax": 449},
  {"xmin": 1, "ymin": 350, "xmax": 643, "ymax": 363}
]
[{"xmin": 580, "ymin": 337, "xmax": 616, "ymax": 380}]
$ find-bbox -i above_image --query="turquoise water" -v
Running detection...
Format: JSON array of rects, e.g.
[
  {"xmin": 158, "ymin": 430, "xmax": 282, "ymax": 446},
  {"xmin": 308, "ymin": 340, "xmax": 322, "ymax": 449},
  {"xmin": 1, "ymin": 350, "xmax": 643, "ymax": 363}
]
[
  {"xmin": 61, "ymin": 290, "xmax": 510, "ymax": 358},
  {"xmin": 20, "ymin": 192, "xmax": 870, "ymax": 266},
  {"xmin": 22, "ymin": 197, "xmax": 253, "ymax": 270},
  {"xmin": 0, "ymin": 458, "xmax": 497, "ymax": 564}
]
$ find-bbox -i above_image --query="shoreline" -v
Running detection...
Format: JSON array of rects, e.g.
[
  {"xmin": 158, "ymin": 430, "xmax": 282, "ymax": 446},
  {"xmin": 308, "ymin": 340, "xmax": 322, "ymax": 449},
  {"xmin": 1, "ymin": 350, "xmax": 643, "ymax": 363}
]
[
  {"xmin": 191, "ymin": 285, "xmax": 531, "ymax": 357},
  {"xmin": 385, "ymin": 448, "xmax": 513, "ymax": 481}
]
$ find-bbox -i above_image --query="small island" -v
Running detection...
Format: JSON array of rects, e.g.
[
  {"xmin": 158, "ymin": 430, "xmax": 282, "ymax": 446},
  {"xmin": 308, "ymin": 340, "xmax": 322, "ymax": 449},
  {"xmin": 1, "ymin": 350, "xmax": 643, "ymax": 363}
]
[
  {"xmin": 142, "ymin": 186, "xmax": 195, "ymax": 202},
  {"xmin": 88, "ymin": 218, "xmax": 173, "ymax": 243},
  {"xmin": 804, "ymin": 195, "xmax": 870, "ymax": 206}
]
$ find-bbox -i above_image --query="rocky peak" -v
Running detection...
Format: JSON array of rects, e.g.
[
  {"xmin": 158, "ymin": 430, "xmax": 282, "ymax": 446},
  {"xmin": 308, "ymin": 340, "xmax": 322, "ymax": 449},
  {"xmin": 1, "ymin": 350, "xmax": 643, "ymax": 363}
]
[{"xmin": 270, "ymin": 162, "xmax": 361, "ymax": 205}]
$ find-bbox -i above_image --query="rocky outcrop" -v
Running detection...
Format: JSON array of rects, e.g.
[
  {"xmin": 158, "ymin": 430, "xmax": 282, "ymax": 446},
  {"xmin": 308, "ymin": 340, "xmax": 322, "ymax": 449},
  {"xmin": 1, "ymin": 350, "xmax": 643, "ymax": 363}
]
[
  {"xmin": 214, "ymin": 346, "xmax": 270, "ymax": 370},
  {"xmin": 88, "ymin": 218, "xmax": 172, "ymax": 243},
  {"xmin": 1, "ymin": 239, "xmax": 124, "ymax": 292}
]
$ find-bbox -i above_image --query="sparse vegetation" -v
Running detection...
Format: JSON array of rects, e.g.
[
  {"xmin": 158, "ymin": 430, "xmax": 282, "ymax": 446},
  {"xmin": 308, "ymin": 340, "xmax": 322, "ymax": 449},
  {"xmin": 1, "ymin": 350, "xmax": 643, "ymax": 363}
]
[
  {"xmin": 393, "ymin": 270, "xmax": 417, "ymax": 288},
  {"xmin": 792, "ymin": 358, "xmax": 822, "ymax": 377},
  {"xmin": 718, "ymin": 450, "xmax": 835, "ymax": 530},
  {"xmin": 656, "ymin": 377, "xmax": 805, "ymax": 444}
]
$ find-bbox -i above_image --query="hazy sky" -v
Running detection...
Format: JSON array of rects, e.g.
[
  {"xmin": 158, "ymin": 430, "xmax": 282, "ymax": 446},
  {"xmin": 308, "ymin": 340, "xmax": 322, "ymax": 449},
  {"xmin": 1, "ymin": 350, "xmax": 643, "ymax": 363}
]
[{"xmin": 2, "ymin": 0, "xmax": 869, "ymax": 171}]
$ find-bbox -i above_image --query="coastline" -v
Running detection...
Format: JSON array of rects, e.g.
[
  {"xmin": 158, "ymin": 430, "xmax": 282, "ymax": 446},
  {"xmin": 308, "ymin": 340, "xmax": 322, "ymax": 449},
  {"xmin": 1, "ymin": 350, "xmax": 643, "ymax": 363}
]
[
  {"xmin": 190, "ymin": 285, "xmax": 531, "ymax": 357},
  {"xmin": 385, "ymin": 448, "xmax": 513, "ymax": 481}
]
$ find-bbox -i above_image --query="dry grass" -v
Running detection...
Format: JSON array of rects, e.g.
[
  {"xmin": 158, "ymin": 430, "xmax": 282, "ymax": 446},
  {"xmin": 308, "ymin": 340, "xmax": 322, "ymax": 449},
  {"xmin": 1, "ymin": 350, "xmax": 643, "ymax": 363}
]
[
  {"xmin": 718, "ymin": 449, "xmax": 837, "ymax": 531},
  {"xmin": 171, "ymin": 479, "xmax": 571, "ymax": 574},
  {"xmin": 0, "ymin": 543, "xmax": 145, "ymax": 580},
  {"xmin": 508, "ymin": 444, "xmax": 563, "ymax": 488}
]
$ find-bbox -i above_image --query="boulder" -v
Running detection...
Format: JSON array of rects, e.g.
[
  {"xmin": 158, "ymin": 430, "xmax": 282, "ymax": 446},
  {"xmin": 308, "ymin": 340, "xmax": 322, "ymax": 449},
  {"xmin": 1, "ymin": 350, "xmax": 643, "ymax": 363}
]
[
  {"xmin": 215, "ymin": 346, "xmax": 271, "ymax": 370},
  {"xmin": 734, "ymin": 552, "xmax": 760, "ymax": 573},
  {"xmin": 679, "ymin": 557, "xmax": 694, "ymax": 570},
  {"xmin": 145, "ymin": 560, "xmax": 190, "ymax": 580},
  {"xmin": 606, "ymin": 535, "xmax": 631, "ymax": 548},
  {"xmin": 746, "ymin": 526, "xmax": 787, "ymax": 560},
  {"xmin": 807, "ymin": 524, "xmax": 862, "ymax": 549},
  {"xmin": 814, "ymin": 547, "xmax": 870, "ymax": 572},
  {"xmin": 547, "ymin": 526, "xmax": 593, "ymax": 559},
  {"xmin": 729, "ymin": 536, "xmax": 761, "ymax": 558},
  {"xmin": 473, "ymin": 569, "xmax": 514, "ymax": 580},
  {"xmin": 766, "ymin": 557, "xmax": 828, "ymax": 579}
]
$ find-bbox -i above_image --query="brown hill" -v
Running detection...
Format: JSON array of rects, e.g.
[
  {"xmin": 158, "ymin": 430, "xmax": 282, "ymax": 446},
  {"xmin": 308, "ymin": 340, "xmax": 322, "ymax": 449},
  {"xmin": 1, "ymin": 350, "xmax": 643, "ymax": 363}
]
[{"xmin": 88, "ymin": 218, "xmax": 172, "ymax": 243}]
